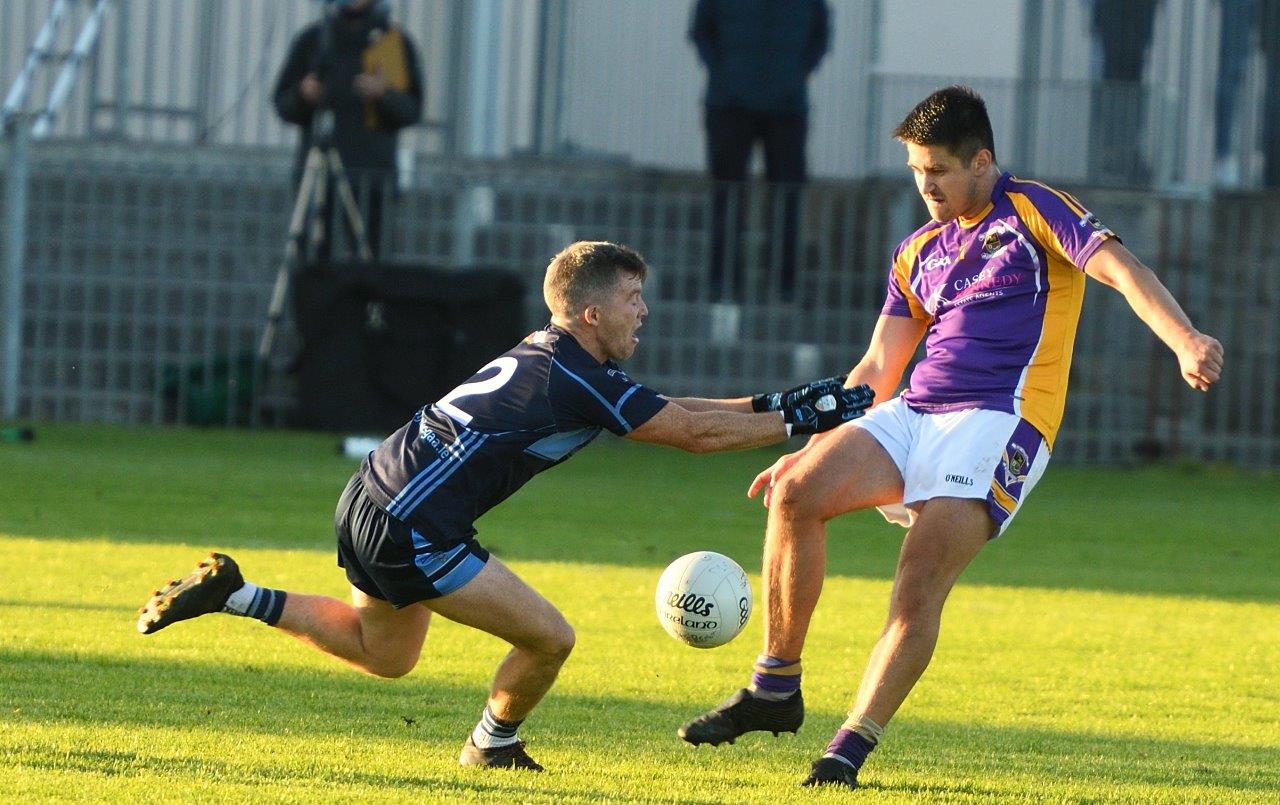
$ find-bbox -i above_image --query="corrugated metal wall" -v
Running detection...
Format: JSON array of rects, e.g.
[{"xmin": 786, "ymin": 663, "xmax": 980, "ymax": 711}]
[{"xmin": 3, "ymin": 0, "xmax": 1263, "ymax": 185}]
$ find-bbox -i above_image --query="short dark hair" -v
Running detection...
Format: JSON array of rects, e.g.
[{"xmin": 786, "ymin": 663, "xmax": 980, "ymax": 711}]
[
  {"xmin": 892, "ymin": 85, "xmax": 996, "ymax": 163},
  {"xmin": 543, "ymin": 241, "xmax": 648, "ymax": 317}
]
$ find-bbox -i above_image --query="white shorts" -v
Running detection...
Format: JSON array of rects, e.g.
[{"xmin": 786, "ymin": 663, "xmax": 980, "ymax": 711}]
[{"xmin": 850, "ymin": 396, "xmax": 1051, "ymax": 537}]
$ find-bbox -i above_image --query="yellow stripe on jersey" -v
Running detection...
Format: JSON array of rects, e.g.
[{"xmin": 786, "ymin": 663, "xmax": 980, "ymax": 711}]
[
  {"xmin": 1010, "ymin": 190, "xmax": 1075, "ymax": 264},
  {"xmin": 989, "ymin": 479, "xmax": 1017, "ymax": 514},
  {"xmin": 1008, "ymin": 192, "xmax": 1087, "ymax": 450},
  {"xmin": 1012, "ymin": 176, "xmax": 1088, "ymax": 218},
  {"xmin": 893, "ymin": 227, "xmax": 943, "ymax": 321},
  {"xmin": 958, "ymin": 201, "xmax": 994, "ymax": 229}
]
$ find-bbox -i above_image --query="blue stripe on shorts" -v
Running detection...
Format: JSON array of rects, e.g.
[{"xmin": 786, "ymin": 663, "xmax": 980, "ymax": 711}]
[
  {"xmin": 433, "ymin": 553, "xmax": 487, "ymax": 596},
  {"xmin": 412, "ymin": 541, "xmax": 486, "ymax": 596}
]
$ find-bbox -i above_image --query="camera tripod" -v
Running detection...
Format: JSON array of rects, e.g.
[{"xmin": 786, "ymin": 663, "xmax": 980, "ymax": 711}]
[{"xmin": 257, "ymin": 109, "xmax": 373, "ymax": 368}]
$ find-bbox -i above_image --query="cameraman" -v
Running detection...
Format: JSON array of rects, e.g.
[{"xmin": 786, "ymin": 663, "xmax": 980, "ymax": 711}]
[{"xmin": 273, "ymin": 0, "xmax": 424, "ymax": 259}]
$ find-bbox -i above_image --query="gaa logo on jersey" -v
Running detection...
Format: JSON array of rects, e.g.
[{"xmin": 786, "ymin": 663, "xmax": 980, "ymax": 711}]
[{"xmin": 1002, "ymin": 443, "xmax": 1030, "ymax": 488}]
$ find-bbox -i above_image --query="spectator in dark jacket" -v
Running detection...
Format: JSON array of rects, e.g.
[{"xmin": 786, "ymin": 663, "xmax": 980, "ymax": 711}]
[
  {"xmin": 691, "ymin": 0, "xmax": 831, "ymax": 302},
  {"xmin": 1088, "ymin": 0, "xmax": 1160, "ymax": 185},
  {"xmin": 274, "ymin": 0, "xmax": 423, "ymax": 258},
  {"xmin": 1213, "ymin": 0, "xmax": 1256, "ymax": 186},
  {"xmin": 1260, "ymin": 0, "xmax": 1280, "ymax": 186}
]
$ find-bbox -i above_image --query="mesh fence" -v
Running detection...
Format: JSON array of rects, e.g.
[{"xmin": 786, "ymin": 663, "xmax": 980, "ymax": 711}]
[{"xmin": 3, "ymin": 141, "xmax": 1277, "ymax": 466}]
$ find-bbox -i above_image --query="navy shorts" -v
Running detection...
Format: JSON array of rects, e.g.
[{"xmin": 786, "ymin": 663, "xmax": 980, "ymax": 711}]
[{"xmin": 334, "ymin": 472, "xmax": 490, "ymax": 608}]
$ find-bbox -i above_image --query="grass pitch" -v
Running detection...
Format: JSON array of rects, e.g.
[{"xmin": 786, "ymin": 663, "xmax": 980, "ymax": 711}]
[{"xmin": 1, "ymin": 424, "xmax": 1277, "ymax": 803}]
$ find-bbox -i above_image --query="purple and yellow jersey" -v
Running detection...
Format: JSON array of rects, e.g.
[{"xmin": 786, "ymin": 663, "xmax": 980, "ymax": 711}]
[{"xmin": 881, "ymin": 173, "xmax": 1117, "ymax": 448}]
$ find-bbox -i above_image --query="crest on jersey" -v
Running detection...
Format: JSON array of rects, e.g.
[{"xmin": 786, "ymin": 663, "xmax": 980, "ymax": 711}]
[
  {"xmin": 1078, "ymin": 212, "xmax": 1112, "ymax": 236},
  {"xmin": 1002, "ymin": 443, "xmax": 1030, "ymax": 488},
  {"xmin": 981, "ymin": 228, "xmax": 1008, "ymax": 260}
]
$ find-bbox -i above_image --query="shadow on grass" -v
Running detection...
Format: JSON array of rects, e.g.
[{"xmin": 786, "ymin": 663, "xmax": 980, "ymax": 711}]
[
  {"xmin": 13, "ymin": 745, "xmax": 664, "ymax": 804},
  {"xmin": 3, "ymin": 648, "xmax": 1277, "ymax": 798},
  {"xmin": 3, "ymin": 428, "xmax": 1278, "ymax": 603},
  {"xmin": 0, "ymin": 598, "xmax": 123, "ymax": 614}
]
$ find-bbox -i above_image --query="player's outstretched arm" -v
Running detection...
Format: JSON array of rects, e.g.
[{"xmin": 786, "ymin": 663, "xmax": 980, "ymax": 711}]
[
  {"xmin": 628, "ymin": 385, "xmax": 874, "ymax": 454},
  {"xmin": 628, "ymin": 404, "xmax": 786, "ymax": 453},
  {"xmin": 1084, "ymin": 240, "xmax": 1223, "ymax": 391},
  {"xmin": 664, "ymin": 375, "xmax": 847, "ymax": 414}
]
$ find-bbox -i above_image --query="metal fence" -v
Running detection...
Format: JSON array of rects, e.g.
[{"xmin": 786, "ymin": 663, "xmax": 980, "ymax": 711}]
[{"xmin": 2, "ymin": 140, "xmax": 1277, "ymax": 466}]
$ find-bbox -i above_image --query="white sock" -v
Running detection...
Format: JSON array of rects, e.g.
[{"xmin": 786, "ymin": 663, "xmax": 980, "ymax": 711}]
[
  {"xmin": 470, "ymin": 706, "xmax": 521, "ymax": 749},
  {"xmin": 222, "ymin": 581, "xmax": 258, "ymax": 615}
]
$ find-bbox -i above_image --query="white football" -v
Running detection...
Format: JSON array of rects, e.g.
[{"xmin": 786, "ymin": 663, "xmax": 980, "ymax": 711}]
[{"xmin": 655, "ymin": 551, "xmax": 752, "ymax": 648}]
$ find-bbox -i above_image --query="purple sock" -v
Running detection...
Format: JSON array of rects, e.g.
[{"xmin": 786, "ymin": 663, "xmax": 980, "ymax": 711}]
[
  {"xmin": 750, "ymin": 654, "xmax": 801, "ymax": 697},
  {"xmin": 824, "ymin": 728, "xmax": 876, "ymax": 769}
]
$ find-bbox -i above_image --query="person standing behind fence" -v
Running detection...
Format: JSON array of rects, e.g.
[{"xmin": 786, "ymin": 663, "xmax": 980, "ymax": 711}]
[
  {"xmin": 1260, "ymin": 0, "xmax": 1280, "ymax": 187},
  {"xmin": 273, "ymin": 0, "xmax": 423, "ymax": 259},
  {"xmin": 690, "ymin": 0, "xmax": 830, "ymax": 303},
  {"xmin": 1088, "ymin": 0, "xmax": 1160, "ymax": 185},
  {"xmin": 1212, "ymin": 0, "xmax": 1256, "ymax": 186}
]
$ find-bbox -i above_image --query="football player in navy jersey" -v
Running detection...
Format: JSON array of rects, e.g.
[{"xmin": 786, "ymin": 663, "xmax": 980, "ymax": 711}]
[{"xmin": 137, "ymin": 241, "xmax": 873, "ymax": 771}]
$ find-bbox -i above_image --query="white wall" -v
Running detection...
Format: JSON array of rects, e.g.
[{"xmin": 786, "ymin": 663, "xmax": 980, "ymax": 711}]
[
  {"xmin": 555, "ymin": 0, "xmax": 879, "ymax": 175},
  {"xmin": 877, "ymin": 0, "xmax": 1023, "ymax": 78}
]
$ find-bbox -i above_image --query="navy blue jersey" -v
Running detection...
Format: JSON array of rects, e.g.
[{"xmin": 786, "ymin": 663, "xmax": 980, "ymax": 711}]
[{"xmin": 360, "ymin": 325, "xmax": 668, "ymax": 543}]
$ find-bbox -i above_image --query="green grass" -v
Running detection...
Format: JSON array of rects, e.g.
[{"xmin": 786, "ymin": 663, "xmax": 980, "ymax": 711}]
[{"xmin": 1, "ymin": 424, "xmax": 1277, "ymax": 802}]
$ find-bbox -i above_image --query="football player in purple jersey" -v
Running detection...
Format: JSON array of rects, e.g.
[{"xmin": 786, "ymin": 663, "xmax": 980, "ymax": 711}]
[{"xmin": 679, "ymin": 86, "xmax": 1223, "ymax": 789}]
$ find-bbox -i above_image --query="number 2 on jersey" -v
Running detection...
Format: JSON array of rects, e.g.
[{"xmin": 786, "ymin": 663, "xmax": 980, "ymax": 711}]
[{"xmin": 435, "ymin": 357, "xmax": 518, "ymax": 425}]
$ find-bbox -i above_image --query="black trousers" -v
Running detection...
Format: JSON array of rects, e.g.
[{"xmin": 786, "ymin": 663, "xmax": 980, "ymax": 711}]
[
  {"xmin": 1264, "ymin": 48, "xmax": 1280, "ymax": 188},
  {"xmin": 705, "ymin": 106, "xmax": 807, "ymax": 301}
]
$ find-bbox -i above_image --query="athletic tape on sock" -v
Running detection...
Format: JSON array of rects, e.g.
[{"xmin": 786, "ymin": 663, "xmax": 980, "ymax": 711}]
[{"xmin": 840, "ymin": 712, "xmax": 884, "ymax": 744}]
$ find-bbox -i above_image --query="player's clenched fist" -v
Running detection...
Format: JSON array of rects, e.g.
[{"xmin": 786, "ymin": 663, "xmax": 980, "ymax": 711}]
[
  {"xmin": 1176, "ymin": 331, "xmax": 1223, "ymax": 392},
  {"xmin": 781, "ymin": 384, "xmax": 875, "ymax": 435}
]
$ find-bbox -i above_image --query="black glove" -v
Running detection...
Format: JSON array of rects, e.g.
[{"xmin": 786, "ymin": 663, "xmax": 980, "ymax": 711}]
[
  {"xmin": 782, "ymin": 384, "xmax": 875, "ymax": 435},
  {"xmin": 752, "ymin": 375, "xmax": 848, "ymax": 413}
]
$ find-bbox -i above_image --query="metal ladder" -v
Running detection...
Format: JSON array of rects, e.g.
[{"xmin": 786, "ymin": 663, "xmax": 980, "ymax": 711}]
[{"xmin": 2, "ymin": 0, "xmax": 115, "ymax": 419}]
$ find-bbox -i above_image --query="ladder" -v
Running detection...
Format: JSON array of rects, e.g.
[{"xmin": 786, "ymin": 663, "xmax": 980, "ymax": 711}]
[
  {"xmin": 2, "ymin": 0, "xmax": 114, "ymax": 137},
  {"xmin": 2, "ymin": 0, "xmax": 114, "ymax": 419}
]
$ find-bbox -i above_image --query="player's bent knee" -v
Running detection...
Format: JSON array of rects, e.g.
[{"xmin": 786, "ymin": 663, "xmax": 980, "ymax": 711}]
[
  {"xmin": 769, "ymin": 475, "xmax": 827, "ymax": 523},
  {"xmin": 889, "ymin": 595, "xmax": 938, "ymax": 627},
  {"xmin": 544, "ymin": 620, "xmax": 577, "ymax": 663},
  {"xmin": 888, "ymin": 581, "xmax": 948, "ymax": 625},
  {"xmin": 525, "ymin": 617, "xmax": 575, "ymax": 664}
]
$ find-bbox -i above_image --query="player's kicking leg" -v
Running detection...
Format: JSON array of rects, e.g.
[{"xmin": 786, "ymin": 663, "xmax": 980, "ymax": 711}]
[
  {"xmin": 801, "ymin": 497, "xmax": 991, "ymax": 789},
  {"xmin": 678, "ymin": 426, "xmax": 902, "ymax": 746}
]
